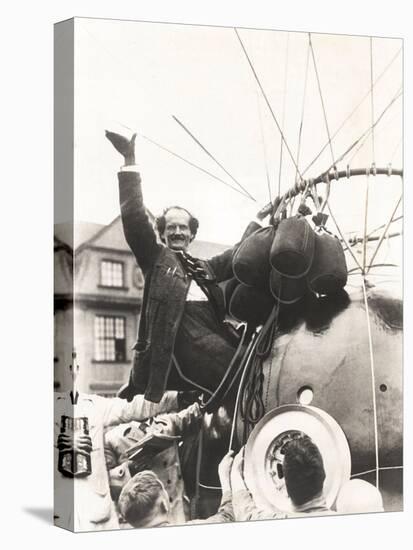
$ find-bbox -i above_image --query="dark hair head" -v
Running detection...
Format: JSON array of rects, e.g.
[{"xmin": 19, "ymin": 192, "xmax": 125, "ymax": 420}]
[
  {"xmin": 118, "ymin": 471, "xmax": 166, "ymax": 527},
  {"xmin": 155, "ymin": 206, "xmax": 199, "ymax": 241},
  {"xmin": 283, "ymin": 435, "xmax": 326, "ymax": 506}
]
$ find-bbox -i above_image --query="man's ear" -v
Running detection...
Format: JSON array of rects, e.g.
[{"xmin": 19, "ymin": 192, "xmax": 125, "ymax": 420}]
[{"xmin": 189, "ymin": 233, "xmax": 195, "ymax": 243}]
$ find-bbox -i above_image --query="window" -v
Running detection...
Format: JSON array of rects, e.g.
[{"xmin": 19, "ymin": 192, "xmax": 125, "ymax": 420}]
[
  {"xmin": 100, "ymin": 260, "xmax": 124, "ymax": 287},
  {"xmin": 94, "ymin": 316, "xmax": 126, "ymax": 362}
]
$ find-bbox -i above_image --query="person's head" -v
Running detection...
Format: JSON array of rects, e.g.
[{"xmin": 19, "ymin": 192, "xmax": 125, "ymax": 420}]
[
  {"xmin": 282, "ymin": 435, "xmax": 326, "ymax": 507},
  {"xmin": 155, "ymin": 206, "xmax": 199, "ymax": 252},
  {"xmin": 335, "ymin": 479, "xmax": 384, "ymax": 514},
  {"xmin": 118, "ymin": 471, "xmax": 170, "ymax": 528}
]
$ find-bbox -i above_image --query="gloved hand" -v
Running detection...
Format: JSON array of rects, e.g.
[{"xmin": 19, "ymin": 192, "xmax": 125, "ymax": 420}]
[
  {"xmin": 105, "ymin": 130, "xmax": 137, "ymax": 165},
  {"xmin": 177, "ymin": 390, "xmax": 203, "ymax": 410},
  {"xmin": 117, "ymin": 381, "xmax": 137, "ymax": 402}
]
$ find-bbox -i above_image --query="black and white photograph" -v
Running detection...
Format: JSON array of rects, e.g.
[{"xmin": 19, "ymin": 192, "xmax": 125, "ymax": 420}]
[{"xmin": 52, "ymin": 16, "xmax": 404, "ymax": 533}]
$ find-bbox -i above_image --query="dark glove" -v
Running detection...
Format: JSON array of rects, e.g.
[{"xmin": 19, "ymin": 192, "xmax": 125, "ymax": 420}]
[
  {"xmin": 105, "ymin": 130, "xmax": 136, "ymax": 164},
  {"xmin": 117, "ymin": 381, "xmax": 138, "ymax": 402},
  {"xmin": 177, "ymin": 390, "xmax": 203, "ymax": 410}
]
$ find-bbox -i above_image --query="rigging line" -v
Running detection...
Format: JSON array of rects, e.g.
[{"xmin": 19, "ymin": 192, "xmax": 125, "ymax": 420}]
[
  {"xmin": 343, "ymin": 234, "xmax": 401, "ymax": 254},
  {"xmin": 390, "ymin": 137, "xmax": 402, "ymax": 163},
  {"xmin": 347, "ymin": 105, "xmax": 402, "ymax": 166},
  {"xmin": 367, "ymin": 215, "xmax": 402, "ymax": 239},
  {"xmin": 228, "ymin": 332, "xmax": 260, "ymax": 451},
  {"xmin": 301, "ymin": 46, "xmax": 402, "ymax": 177},
  {"xmin": 140, "ymin": 133, "xmax": 253, "ymax": 200},
  {"xmin": 325, "ymin": 87, "xmax": 403, "ymax": 174},
  {"xmin": 370, "ymin": 37, "xmax": 376, "ymax": 163},
  {"xmin": 362, "ymin": 174, "xmax": 370, "ymax": 273},
  {"xmin": 326, "ymin": 202, "xmax": 364, "ymax": 272},
  {"xmin": 234, "ymin": 27, "xmax": 303, "ymax": 181},
  {"xmin": 362, "ymin": 38, "xmax": 376, "ymax": 273},
  {"xmin": 351, "ymin": 466, "xmax": 403, "ymax": 479},
  {"xmin": 278, "ymin": 32, "xmax": 290, "ymax": 197},
  {"xmin": 361, "ymin": 278, "xmax": 380, "ymax": 491},
  {"xmin": 172, "ymin": 115, "xmax": 256, "ymax": 202},
  {"xmin": 256, "ymin": 91, "xmax": 272, "ymax": 203},
  {"xmin": 294, "ymin": 35, "xmax": 311, "ymax": 187},
  {"xmin": 367, "ymin": 195, "xmax": 402, "ymax": 273},
  {"xmin": 309, "ymin": 34, "xmax": 335, "ymax": 165}
]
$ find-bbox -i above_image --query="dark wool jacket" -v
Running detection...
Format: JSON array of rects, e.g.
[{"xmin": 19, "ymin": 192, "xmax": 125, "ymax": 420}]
[{"xmin": 119, "ymin": 170, "xmax": 259, "ymax": 402}]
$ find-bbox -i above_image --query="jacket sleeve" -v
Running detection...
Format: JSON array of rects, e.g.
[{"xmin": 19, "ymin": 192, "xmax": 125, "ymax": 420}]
[
  {"xmin": 151, "ymin": 402, "xmax": 203, "ymax": 438},
  {"xmin": 208, "ymin": 221, "xmax": 261, "ymax": 282},
  {"xmin": 188, "ymin": 491, "xmax": 234, "ymax": 524},
  {"xmin": 118, "ymin": 170, "xmax": 163, "ymax": 274},
  {"xmin": 232, "ymin": 490, "xmax": 287, "ymax": 522},
  {"xmin": 102, "ymin": 391, "xmax": 179, "ymax": 428}
]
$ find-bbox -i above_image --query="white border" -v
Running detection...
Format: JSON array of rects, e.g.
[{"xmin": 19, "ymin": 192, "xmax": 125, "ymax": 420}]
[{"xmin": 1, "ymin": 1, "xmax": 411, "ymax": 548}]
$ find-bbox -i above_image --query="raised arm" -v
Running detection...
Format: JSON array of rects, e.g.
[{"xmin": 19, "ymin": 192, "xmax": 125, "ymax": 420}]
[
  {"xmin": 106, "ymin": 130, "xmax": 162, "ymax": 274},
  {"xmin": 102, "ymin": 390, "xmax": 179, "ymax": 428}
]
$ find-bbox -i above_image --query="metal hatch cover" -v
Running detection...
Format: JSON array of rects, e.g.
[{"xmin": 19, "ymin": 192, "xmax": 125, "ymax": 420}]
[{"xmin": 243, "ymin": 404, "xmax": 351, "ymax": 513}]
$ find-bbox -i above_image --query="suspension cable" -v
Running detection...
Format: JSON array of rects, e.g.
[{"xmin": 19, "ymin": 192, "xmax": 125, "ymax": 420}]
[
  {"xmin": 361, "ymin": 278, "xmax": 380, "ymax": 490},
  {"xmin": 294, "ymin": 35, "xmax": 311, "ymax": 188},
  {"xmin": 301, "ymin": 46, "xmax": 402, "ymax": 177},
  {"xmin": 256, "ymin": 91, "xmax": 272, "ymax": 203},
  {"xmin": 278, "ymin": 32, "xmax": 290, "ymax": 196},
  {"xmin": 309, "ymin": 34, "xmax": 335, "ymax": 165},
  {"xmin": 140, "ymin": 133, "xmax": 254, "ymax": 200},
  {"xmin": 234, "ymin": 27, "xmax": 303, "ymax": 180},
  {"xmin": 367, "ymin": 195, "xmax": 402, "ymax": 273},
  {"xmin": 172, "ymin": 115, "xmax": 256, "ymax": 201}
]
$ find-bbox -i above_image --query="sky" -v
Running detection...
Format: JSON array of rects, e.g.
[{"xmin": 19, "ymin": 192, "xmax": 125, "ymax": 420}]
[{"xmin": 72, "ymin": 18, "xmax": 403, "ymax": 248}]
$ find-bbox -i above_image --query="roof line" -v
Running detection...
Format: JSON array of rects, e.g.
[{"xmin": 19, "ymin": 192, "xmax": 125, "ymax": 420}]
[{"xmin": 75, "ymin": 214, "xmax": 122, "ymax": 253}]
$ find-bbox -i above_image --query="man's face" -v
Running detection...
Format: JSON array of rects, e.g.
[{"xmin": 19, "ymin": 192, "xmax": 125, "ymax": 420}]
[{"xmin": 161, "ymin": 208, "xmax": 194, "ymax": 252}]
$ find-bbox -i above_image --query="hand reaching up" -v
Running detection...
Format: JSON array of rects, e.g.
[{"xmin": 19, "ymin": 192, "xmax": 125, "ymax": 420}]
[{"xmin": 105, "ymin": 130, "xmax": 137, "ymax": 165}]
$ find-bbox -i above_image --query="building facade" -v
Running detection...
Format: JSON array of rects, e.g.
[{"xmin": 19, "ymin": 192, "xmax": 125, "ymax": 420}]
[{"xmin": 54, "ymin": 217, "xmax": 228, "ymax": 397}]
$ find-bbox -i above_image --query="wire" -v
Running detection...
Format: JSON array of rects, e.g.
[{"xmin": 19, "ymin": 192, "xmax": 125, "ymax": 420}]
[
  {"xmin": 140, "ymin": 133, "xmax": 254, "ymax": 200},
  {"xmin": 234, "ymin": 27, "xmax": 303, "ymax": 180},
  {"xmin": 361, "ymin": 278, "xmax": 380, "ymax": 490},
  {"xmin": 172, "ymin": 115, "xmax": 256, "ymax": 202}
]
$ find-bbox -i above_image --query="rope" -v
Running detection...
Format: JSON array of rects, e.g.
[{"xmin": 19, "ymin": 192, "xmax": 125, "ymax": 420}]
[
  {"xmin": 309, "ymin": 34, "xmax": 335, "ymax": 165},
  {"xmin": 367, "ymin": 195, "xmax": 402, "ymax": 273},
  {"xmin": 228, "ymin": 331, "xmax": 260, "ymax": 451},
  {"xmin": 346, "ymin": 88, "xmax": 402, "ymax": 167},
  {"xmin": 140, "ymin": 133, "xmax": 253, "ymax": 200},
  {"xmin": 234, "ymin": 28, "xmax": 303, "ymax": 180},
  {"xmin": 362, "ymin": 174, "xmax": 370, "ymax": 274},
  {"xmin": 192, "ymin": 422, "xmax": 204, "ymax": 518},
  {"xmin": 327, "ymin": 203, "xmax": 364, "ymax": 272},
  {"xmin": 370, "ymin": 37, "xmax": 376, "ymax": 164},
  {"xmin": 172, "ymin": 115, "xmax": 256, "ymax": 201},
  {"xmin": 172, "ymin": 355, "xmax": 214, "ymax": 396},
  {"xmin": 256, "ymin": 91, "xmax": 272, "ymax": 203},
  {"xmin": 361, "ymin": 278, "xmax": 380, "ymax": 490},
  {"xmin": 201, "ymin": 323, "xmax": 248, "ymax": 410},
  {"xmin": 301, "ymin": 46, "xmax": 402, "ymax": 177},
  {"xmin": 351, "ymin": 466, "xmax": 403, "ymax": 479},
  {"xmin": 278, "ymin": 32, "xmax": 290, "ymax": 197},
  {"xmin": 240, "ymin": 304, "xmax": 280, "ymax": 435},
  {"xmin": 294, "ymin": 35, "xmax": 311, "ymax": 188}
]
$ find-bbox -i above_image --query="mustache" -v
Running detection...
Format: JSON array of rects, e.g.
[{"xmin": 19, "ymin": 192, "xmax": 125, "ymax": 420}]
[{"xmin": 169, "ymin": 235, "xmax": 186, "ymax": 241}]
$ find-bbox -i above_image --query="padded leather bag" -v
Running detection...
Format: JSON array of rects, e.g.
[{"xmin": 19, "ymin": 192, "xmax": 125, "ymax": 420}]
[
  {"xmin": 269, "ymin": 216, "xmax": 315, "ymax": 278},
  {"xmin": 232, "ymin": 226, "xmax": 275, "ymax": 288},
  {"xmin": 228, "ymin": 282, "xmax": 274, "ymax": 327},
  {"xmin": 270, "ymin": 268, "xmax": 307, "ymax": 304},
  {"xmin": 307, "ymin": 231, "xmax": 348, "ymax": 295}
]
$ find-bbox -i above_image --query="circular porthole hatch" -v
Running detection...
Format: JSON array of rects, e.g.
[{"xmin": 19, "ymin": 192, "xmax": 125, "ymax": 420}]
[{"xmin": 297, "ymin": 386, "xmax": 314, "ymax": 405}]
